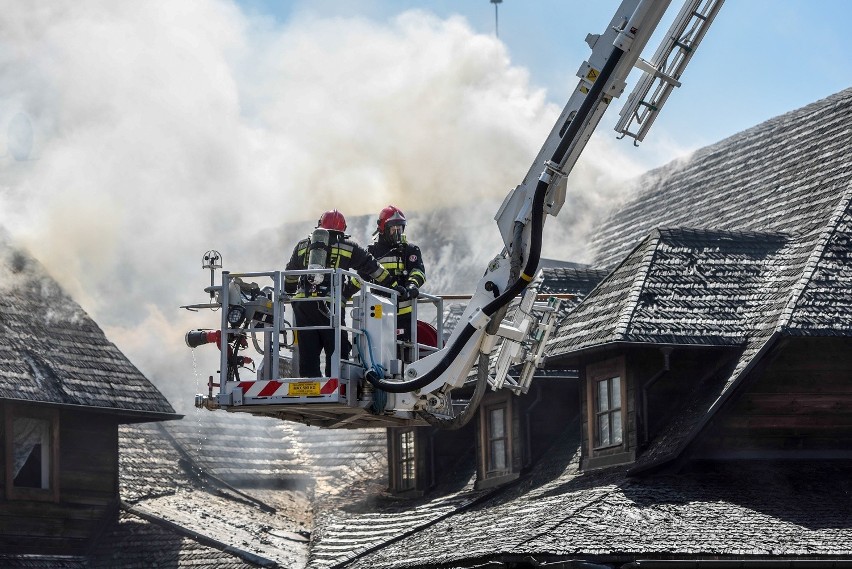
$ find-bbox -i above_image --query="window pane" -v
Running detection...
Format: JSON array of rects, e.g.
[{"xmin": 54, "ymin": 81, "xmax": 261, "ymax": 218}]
[
  {"xmin": 598, "ymin": 414, "xmax": 610, "ymax": 447},
  {"xmin": 398, "ymin": 430, "xmax": 416, "ymax": 489},
  {"xmin": 489, "ymin": 408, "xmax": 505, "ymax": 438},
  {"xmin": 13, "ymin": 417, "xmax": 50, "ymax": 489},
  {"xmin": 400, "ymin": 431, "xmax": 414, "ymax": 461},
  {"xmin": 486, "ymin": 406, "xmax": 508, "ymax": 473},
  {"xmin": 597, "ymin": 380, "xmax": 609, "ymax": 412},
  {"xmin": 490, "ymin": 440, "xmax": 507, "ymax": 471},
  {"xmin": 612, "ymin": 409, "xmax": 623, "ymax": 444},
  {"xmin": 610, "ymin": 377, "xmax": 621, "ymax": 409},
  {"xmin": 403, "ymin": 458, "xmax": 415, "ymax": 487}
]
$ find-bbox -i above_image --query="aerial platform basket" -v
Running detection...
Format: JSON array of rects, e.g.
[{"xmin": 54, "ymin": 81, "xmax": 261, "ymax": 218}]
[{"xmin": 188, "ymin": 267, "xmax": 444, "ymax": 428}]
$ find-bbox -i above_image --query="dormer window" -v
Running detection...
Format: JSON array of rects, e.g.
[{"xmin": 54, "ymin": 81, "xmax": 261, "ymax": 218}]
[
  {"xmin": 475, "ymin": 393, "xmax": 520, "ymax": 489},
  {"xmin": 387, "ymin": 427, "xmax": 430, "ymax": 496},
  {"xmin": 583, "ymin": 356, "xmax": 634, "ymax": 470}
]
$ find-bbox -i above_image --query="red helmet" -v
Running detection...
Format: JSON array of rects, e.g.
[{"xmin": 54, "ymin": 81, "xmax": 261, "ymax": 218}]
[
  {"xmin": 377, "ymin": 205, "xmax": 406, "ymax": 233},
  {"xmin": 317, "ymin": 209, "xmax": 346, "ymax": 231}
]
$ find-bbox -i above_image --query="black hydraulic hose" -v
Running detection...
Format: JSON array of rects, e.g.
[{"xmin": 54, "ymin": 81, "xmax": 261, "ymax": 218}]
[
  {"xmin": 366, "ymin": 46, "xmax": 626, "ymax": 395},
  {"xmin": 416, "ymin": 223, "xmax": 520, "ymax": 428},
  {"xmin": 365, "ymin": 170, "xmax": 548, "ymax": 395},
  {"xmin": 551, "ymin": 45, "xmax": 625, "ymax": 166}
]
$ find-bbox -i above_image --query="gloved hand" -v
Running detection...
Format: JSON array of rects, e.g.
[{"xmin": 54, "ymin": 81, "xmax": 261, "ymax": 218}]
[
  {"xmin": 406, "ymin": 284, "xmax": 419, "ymax": 299},
  {"xmin": 393, "ymin": 283, "xmax": 408, "ymax": 300}
]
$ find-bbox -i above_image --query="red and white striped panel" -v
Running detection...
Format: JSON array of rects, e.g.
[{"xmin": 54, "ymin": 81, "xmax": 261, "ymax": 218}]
[{"xmin": 234, "ymin": 378, "xmax": 339, "ymax": 397}]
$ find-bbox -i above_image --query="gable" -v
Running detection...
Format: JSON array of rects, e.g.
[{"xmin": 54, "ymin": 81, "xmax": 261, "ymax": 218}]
[{"xmin": 0, "ymin": 237, "xmax": 175, "ymax": 418}]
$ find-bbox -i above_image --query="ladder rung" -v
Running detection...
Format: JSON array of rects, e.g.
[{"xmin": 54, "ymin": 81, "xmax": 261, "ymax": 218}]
[{"xmin": 673, "ymin": 40, "xmax": 693, "ymax": 53}]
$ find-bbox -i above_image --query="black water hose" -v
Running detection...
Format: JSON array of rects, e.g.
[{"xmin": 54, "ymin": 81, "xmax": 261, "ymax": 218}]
[{"xmin": 365, "ymin": 45, "xmax": 626, "ymax": 395}]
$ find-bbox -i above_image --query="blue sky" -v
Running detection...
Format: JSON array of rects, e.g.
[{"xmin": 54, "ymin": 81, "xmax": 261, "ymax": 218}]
[{"xmin": 235, "ymin": 0, "xmax": 852, "ymax": 166}]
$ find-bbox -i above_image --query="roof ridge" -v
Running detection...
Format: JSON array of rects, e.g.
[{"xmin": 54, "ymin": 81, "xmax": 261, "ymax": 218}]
[
  {"xmin": 615, "ymin": 229, "xmax": 661, "ymax": 338},
  {"xmin": 656, "ymin": 226, "xmax": 790, "ymax": 241},
  {"xmin": 776, "ymin": 183, "xmax": 852, "ymax": 331}
]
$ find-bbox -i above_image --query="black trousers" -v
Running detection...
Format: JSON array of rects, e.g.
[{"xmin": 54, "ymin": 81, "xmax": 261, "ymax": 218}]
[{"xmin": 294, "ymin": 301, "xmax": 351, "ymax": 377}]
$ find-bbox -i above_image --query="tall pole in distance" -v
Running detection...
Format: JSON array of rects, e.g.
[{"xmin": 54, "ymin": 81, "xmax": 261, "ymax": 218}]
[{"xmin": 491, "ymin": 0, "xmax": 502, "ymax": 37}]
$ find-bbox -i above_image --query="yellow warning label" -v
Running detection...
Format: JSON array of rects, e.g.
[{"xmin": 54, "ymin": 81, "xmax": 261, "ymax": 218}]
[
  {"xmin": 371, "ymin": 304, "xmax": 383, "ymax": 318},
  {"xmin": 289, "ymin": 381, "xmax": 320, "ymax": 396},
  {"xmin": 586, "ymin": 68, "xmax": 599, "ymax": 82}
]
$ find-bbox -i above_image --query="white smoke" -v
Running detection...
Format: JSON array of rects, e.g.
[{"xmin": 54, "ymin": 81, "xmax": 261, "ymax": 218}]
[{"xmin": 0, "ymin": 1, "xmax": 646, "ymax": 410}]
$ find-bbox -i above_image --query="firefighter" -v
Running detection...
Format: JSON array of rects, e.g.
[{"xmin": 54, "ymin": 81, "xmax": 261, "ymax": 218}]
[
  {"xmin": 368, "ymin": 205, "xmax": 426, "ymax": 342},
  {"xmin": 284, "ymin": 210, "xmax": 392, "ymax": 378}
]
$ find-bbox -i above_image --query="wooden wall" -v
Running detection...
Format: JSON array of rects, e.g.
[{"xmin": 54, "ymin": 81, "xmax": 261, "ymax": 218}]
[
  {"xmin": 699, "ymin": 337, "xmax": 852, "ymax": 458},
  {"xmin": 0, "ymin": 403, "xmax": 119, "ymax": 555}
]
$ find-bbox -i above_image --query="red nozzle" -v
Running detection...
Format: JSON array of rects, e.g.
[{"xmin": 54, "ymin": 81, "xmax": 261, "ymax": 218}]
[{"xmin": 185, "ymin": 329, "xmax": 221, "ymax": 348}]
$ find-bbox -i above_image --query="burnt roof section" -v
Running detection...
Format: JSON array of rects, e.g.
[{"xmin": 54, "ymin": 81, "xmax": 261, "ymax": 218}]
[
  {"xmin": 0, "ymin": 236, "xmax": 176, "ymax": 418},
  {"xmin": 87, "ymin": 510, "xmax": 265, "ymax": 569},
  {"xmin": 118, "ymin": 420, "xmax": 313, "ymax": 567}
]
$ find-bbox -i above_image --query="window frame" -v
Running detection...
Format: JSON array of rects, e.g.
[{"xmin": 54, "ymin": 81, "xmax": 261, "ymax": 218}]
[
  {"xmin": 483, "ymin": 402, "xmax": 510, "ymax": 477},
  {"xmin": 394, "ymin": 428, "xmax": 417, "ymax": 492},
  {"xmin": 4, "ymin": 404, "xmax": 60, "ymax": 502},
  {"xmin": 585, "ymin": 356, "xmax": 627, "ymax": 455},
  {"xmin": 594, "ymin": 375, "xmax": 623, "ymax": 449}
]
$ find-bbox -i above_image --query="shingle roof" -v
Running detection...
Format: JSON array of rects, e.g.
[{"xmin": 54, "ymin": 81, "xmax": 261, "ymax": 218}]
[
  {"xmin": 0, "ymin": 235, "xmax": 176, "ymax": 418},
  {"xmin": 341, "ymin": 427, "xmax": 852, "ymax": 569},
  {"xmin": 588, "ymin": 89, "xmax": 852, "ymax": 269},
  {"xmin": 539, "ymin": 266, "xmax": 609, "ymax": 297},
  {"xmin": 87, "ymin": 509, "xmax": 266, "ymax": 569},
  {"xmin": 547, "ymin": 228, "xmax": 790, "ymax": 356},
  {"xmin": 782, "ymin": 191, "xmax": 852, "ymax": 335},
  {"xmin": 0, "ymin": 557, "xmax": 88, "ymax": 569},
  {"xmin": 308, "ymin": 453, "xmax": 487, "ymax": 569}
]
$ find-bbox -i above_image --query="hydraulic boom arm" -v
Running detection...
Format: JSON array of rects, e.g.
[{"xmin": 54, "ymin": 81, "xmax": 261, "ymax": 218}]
[{"xmin": 366, "ymin": 0, "xmax": 722, "ymax": 400}]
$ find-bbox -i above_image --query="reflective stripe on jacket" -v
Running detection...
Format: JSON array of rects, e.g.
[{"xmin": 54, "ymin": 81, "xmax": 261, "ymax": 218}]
[
  {"xmin": 284, "ymin": 233, "xmax": 390, "ymax": 298},
  {"xmin": 365, "ymin": 239, "xmax": 426, "ymax": 315}
]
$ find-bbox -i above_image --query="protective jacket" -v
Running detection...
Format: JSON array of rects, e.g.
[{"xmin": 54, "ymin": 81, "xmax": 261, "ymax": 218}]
[{"xmin": 366, "ymin": 237, "xmax": 426, "ymax": 317}]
